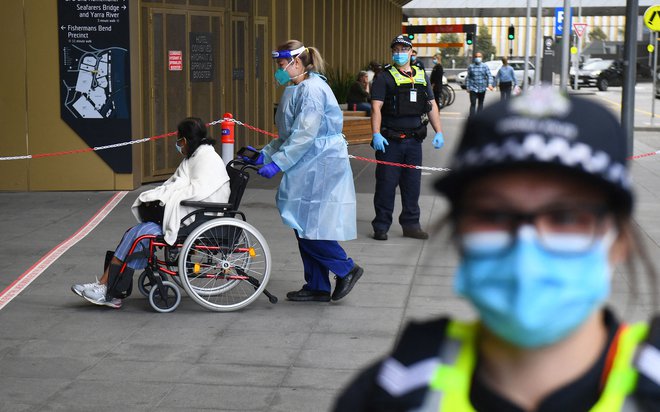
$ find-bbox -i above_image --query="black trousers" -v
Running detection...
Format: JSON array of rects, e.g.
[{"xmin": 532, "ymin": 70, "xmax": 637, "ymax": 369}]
[
  {"xmin": 372, "ymin": 137, "xmax": 422, "ymax": 233},
  {"xmin": 499, "ymin": 81, "xmax": 513, "ymax": 101},
  {"xmin": 469, "ymin": 90, "xmax": 486, "ymax": 117}
]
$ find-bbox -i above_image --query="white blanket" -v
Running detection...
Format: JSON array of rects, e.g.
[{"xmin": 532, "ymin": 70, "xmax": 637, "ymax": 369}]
[{"xmin": 131, "ymin": 144, "xmax": 231, "ymax": 245}]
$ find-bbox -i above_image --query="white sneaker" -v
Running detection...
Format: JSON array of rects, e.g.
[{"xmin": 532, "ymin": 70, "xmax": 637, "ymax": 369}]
[
  {"xmin": 82, "ymin": 284, "xmax": 122, "ymax": 308},
  {"xmin": 71, "ymin": 279, "xmax": 101, "ymax": 297}
]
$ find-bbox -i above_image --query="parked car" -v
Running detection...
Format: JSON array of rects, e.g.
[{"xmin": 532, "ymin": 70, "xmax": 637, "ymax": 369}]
[
  {"xmin": 457, "ymin": 60, "xmax": 535, "ymax": 89},
  {"xmin": 569, "ymin": 59, "xmax": 623, "ymax": 91}
]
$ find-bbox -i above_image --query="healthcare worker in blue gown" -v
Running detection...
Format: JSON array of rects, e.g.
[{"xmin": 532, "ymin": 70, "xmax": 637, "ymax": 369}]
[{"xmin": 244, "ymin": 39, "xmax": 363, "ymax": 303}]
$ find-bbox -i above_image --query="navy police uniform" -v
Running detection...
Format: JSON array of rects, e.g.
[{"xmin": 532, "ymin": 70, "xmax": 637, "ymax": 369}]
[{"xmin": 370, "ymin": 64, "xmax": 434, "ymax": 235}]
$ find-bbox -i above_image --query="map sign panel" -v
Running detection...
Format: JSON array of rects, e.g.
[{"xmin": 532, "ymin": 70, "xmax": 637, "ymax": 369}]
[{"xmin": 58, "ymin": 0, "xmax": 131, "ymax": 173}]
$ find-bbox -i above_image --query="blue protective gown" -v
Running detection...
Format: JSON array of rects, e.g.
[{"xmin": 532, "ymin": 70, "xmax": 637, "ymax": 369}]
[{"xmin": 262, "ymin": 73, "xmax": 357, "ymax": 241}]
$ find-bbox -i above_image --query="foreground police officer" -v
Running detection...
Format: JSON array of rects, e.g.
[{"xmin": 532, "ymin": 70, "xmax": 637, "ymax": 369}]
[
  {"xmin": 334, "ymin": 86, "xmax": 660, "ymax": 411},
  {"xmin": 370, "ymin": 35, "xmax": 445, "ymax": 241}
]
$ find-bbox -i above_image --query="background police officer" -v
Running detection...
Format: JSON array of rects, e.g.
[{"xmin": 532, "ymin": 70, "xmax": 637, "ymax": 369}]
[{"xmin": 369, "ymin": 35, "xmax": 444, "ymax": 241}]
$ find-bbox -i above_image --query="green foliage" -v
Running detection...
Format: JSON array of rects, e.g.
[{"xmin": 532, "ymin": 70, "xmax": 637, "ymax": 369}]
[
  {"xmin": 589, "ymin": 26, "xmax": 608, "ymax": 41},
  {"xmin": 325, "ymin": 67, "xmax": 356, "ymax": 104},
  {"xmin": 475, "ymin": 25, "xmax": 497, "ymax": 59},
  {"xmin": 438, "ymin": 33, "xmax": 462, "ymax": 56}
]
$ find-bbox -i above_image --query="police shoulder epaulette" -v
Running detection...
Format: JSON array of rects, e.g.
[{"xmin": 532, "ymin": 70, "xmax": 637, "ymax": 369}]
[{"xmin": 383, "ymin": 64, "xmax": 393, "ymax": 70}]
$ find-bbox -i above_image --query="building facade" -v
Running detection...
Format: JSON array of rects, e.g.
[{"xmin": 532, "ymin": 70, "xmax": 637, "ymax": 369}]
[{"xmin": 1, "ymin": 0, "xmax": 407, "ymax": 191}]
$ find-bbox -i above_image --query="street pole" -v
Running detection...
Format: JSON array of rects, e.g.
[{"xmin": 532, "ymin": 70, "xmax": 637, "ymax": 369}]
[
  {"xmin": 560, "ymin": 0, "xmax": 571, "ymax": 91},
  {"xmin": 535, "ymin": 0, "xmax": 543, "ymax": 85},
  {"xmin": 652, "ymin": 35, "xmax": 658, "ymax": 124},
  {"xmin": 524, "ymin": 0, "xmax": 532, "ymax": 89},
  {"xmin": 573, "ymin": 1, "xmax": 582, "ymax": 90},
  {"xmin": 621, "ymin": 0, "xmax": 638, "ymax": 156}
]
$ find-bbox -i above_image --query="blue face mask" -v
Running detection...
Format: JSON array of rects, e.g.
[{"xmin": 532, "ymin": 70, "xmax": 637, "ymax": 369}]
[
  {"xmin": 392, "ymin": 53, "xmax": 410, "ymax": 66},
  {"xmin": 175, "ymin": 139, "xmax": 184, "ymax": 155},
  {"xmin": 474, "ymin": 57, "xmax": 482, "ymax": 64},
  {"xmin": 432, "ymin": 59, "xmax": 438, "ymax": 65},
  {"xmin": 454, "ymin": 226, "xmax": 613, "ymax": 348},
  {"xmin": 411, "ymin": 55, "xmax": 417, "ymax": 62}
]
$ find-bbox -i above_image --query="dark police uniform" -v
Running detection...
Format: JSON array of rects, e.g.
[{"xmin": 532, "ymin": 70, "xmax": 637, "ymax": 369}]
[
  {"xmin": 333, "ymin": 309, "xmax": 660, "ymax": 411},
  {"xmin": 370, "ymin": 65, "xmax": 434, "ymax": 235}
]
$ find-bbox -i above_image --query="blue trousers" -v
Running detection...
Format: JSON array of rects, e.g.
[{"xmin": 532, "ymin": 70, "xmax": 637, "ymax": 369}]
[
  {"xmin": 114, "ymin": 222, "xmax": 163, "ymax": 270},
  {"xmin": 295, "ymin": 231, "xmax": 354, "ymax": 293},
  {"xmin": 372, "ymin": 137, "xmax": 422, "ymax": 233}
]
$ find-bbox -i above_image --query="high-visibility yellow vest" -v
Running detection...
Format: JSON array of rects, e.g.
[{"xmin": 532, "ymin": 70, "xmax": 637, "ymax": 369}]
[
  {"xmin": 383, "ymin": 66, "xmax": 429, "ymax": 117},
  {"xmin": 424, "ymin": 320, "xmax": 649, "ymax": 411},
  {"xmin": 387, "ymin": 66, "xmax": 427, "ymax": 87}
]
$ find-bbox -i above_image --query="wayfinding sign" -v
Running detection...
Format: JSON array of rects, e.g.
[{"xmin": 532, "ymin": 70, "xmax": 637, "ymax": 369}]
[
  {"xmin": 57, "ymin": 0, "xmax": 132, "ymax": 173},
  {"xmin": 555, "ymin": 8, "xmax": 572, "ymax": 37}
]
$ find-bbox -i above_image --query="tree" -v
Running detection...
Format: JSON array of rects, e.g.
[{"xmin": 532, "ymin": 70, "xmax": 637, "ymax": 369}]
[
  {"xmin": 589, "ymin": 26, "xmax": 608, "ymax": 42},
  {"xmin": 475, "ymin": 24, "xmax": 497, "ymax": 60},
  {"xmin": 438, "ymin": 33, "xmax": 461, "ymax": 57}
]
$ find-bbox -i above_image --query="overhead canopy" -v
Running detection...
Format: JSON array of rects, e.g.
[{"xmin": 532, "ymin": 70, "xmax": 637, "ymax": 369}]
[{"xmin": 403, "ymin": 0, "xmax": 656, "ymax": 18}]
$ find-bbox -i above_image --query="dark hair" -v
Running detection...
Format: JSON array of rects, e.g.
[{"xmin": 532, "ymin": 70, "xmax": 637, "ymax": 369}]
[{"xmin": 177, "ymin": 117, "xmax": 215, "ymax": 159}]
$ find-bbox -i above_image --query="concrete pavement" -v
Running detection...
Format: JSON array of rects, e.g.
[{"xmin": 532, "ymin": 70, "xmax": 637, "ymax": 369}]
[{"xmin": 0, "ymin": 90, "xmax": 659, "ymax": 411}]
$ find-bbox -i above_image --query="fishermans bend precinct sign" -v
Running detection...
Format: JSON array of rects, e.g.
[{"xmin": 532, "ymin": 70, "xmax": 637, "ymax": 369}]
[{"xmin": 58, "ymin": 0, "xmax": 132, "ymax": 173}]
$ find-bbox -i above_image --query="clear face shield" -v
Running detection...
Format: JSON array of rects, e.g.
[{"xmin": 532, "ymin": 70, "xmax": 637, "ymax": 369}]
[{"xmin": 272, "ymin": 46, "xmax": 307, "ymax": 85}]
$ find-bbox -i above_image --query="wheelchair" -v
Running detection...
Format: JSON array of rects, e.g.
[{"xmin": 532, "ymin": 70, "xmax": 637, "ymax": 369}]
[{"xmin": 115, "ymin": 159, "xmax": 276, "ymax": 313}]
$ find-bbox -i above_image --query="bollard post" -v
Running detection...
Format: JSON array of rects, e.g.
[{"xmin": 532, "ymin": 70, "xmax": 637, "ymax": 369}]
[{"xmin": 220, "ymin": 113, "xmax": 235, "ymax": 165}]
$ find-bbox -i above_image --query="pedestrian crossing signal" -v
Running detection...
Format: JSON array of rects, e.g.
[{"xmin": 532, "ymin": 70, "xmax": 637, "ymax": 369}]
[
  {"xmin": 508, "ymin": 25, "xmax": 515, "ymax": 40},
  {"xmin": 407, "ymin": 33, "xmax": 415, "ymax": 41},
  {"xmin": 466, "ymin": 32, "xmax": 474, "ymax": 45}
]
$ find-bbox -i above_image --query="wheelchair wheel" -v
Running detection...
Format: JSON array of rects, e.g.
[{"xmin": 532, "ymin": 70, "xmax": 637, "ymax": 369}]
[
  {"xmin": 178, "ymin": 218, "xmax": 271, "ymax": 312},
  {"xmin": 137, "ymin": 270, "xmax": 155, "ymax": 297},
  {"xmin": 148, "ymin": 281, "xmax": 181, "ymax": 313}
]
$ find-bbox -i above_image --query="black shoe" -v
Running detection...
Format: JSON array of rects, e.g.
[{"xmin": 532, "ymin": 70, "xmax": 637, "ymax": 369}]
[
  {"xmin": 332, "ymin": 265, "xmax": 364, "ymax": 301},
  {"xmin": 402, "ymin": 227, "xmax": 429, "ymax": 239},
  {"xmin": 373, "ymin": 231, "xmax": 388, "ymax": 241},
  {"xmin": 286, "ymin": 288, "xmax": 331, "ymax": 302}
]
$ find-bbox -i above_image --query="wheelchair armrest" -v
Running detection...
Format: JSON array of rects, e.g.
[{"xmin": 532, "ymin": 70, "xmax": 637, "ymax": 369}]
[{"xmin": 181, "ymin": 200, "xmax": 233, "ymax": 212}]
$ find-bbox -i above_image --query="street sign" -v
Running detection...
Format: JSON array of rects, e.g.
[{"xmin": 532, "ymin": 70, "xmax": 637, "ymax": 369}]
[
  {"xmin": 644, "ymin": 5, "xmax": 660, "ymax": 32},
  {"xmin": 573, "ymin": 23, "xmax": 588, "ymax": 38},
  {"xmin": 555, "ymin": 8, "xmax": 572, "ymax": 36}
]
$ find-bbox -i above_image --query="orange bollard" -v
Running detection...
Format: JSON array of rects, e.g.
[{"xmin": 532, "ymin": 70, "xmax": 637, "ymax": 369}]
[{"xmin": 221, "ymin": 113, "xmax": 235, "ymax": 165}]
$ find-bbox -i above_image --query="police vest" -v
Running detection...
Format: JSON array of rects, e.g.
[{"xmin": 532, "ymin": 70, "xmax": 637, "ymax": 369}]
[
  {"xmin": 377, "ymin": 319, "xmax": 660, "ymax": 411},
  {"xmin": 383, "ymin": 66, "xmax": 431, "ymax": 117}
]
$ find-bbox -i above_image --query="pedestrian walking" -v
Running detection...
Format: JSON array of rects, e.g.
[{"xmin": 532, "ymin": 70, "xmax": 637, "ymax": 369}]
[
  {"xmin": 369, "ymin": 35, "xmax": 445, "ymax": 241},
  {"xmin": 466, "ymin": 51, "xmax": 494, "ymax": 117},
  {"xmin": 495, "ymin": 57, "xmax": 517, "ymax": 101}
]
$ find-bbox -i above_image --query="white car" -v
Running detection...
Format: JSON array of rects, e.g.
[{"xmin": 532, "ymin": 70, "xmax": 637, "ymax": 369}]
[{"xmin": 457, "ymin": 60, "xmax": 535, "ymax": 89}]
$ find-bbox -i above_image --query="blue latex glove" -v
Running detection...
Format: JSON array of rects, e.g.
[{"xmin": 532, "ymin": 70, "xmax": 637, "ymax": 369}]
[
  {"xmin": 432, "ymin": 132, "xmax": 445, "ymax": 149},
  {"xmin": 258, "ymin": 162, "xmax": 281, "ymax": 179},
  {"xmin": 371, "ymin": 133, "xmax": 389, "ymax": 152},
  {"xmin": 242, "ymin": 145, "xmax": 264, "ymax": 165}
]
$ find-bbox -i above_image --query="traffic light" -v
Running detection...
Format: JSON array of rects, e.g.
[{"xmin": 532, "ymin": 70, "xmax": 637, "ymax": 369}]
[
  {"xmin": 407, "ymin": 33, "xmax": 415, "ymax": 41},
  {"xmin": 508, "ymin": 25, "xmax": 515, "ymax": 40},
  {"xmin": 466, "ymin": 32, "xmax": 474, "ymax": 45}
]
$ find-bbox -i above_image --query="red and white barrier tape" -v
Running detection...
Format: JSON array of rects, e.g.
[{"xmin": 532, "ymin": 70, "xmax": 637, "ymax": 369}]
[{"xmin": 1, "ymin": 117, "xmax": 657, "ymax": 169}]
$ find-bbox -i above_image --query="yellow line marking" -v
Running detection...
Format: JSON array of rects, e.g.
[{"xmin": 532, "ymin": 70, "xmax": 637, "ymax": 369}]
[{"xmin": 596, "ymin": 95, "xmax": 660, "ymax": 118}]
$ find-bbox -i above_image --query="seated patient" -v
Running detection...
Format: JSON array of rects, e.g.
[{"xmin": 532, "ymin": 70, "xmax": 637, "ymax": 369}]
[{"xmin": 71, "ymin": 117, "xmax": 230, "ymax": 308}]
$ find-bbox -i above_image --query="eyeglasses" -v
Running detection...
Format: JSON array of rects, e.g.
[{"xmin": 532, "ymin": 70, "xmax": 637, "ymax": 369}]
[
  {"xmin": 456, "ymin": 204, "xmax": 611, "ymax": 256},
  {"xmin": 392, "ymin": 47, "xmax": 411, "ymax": 53}
]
